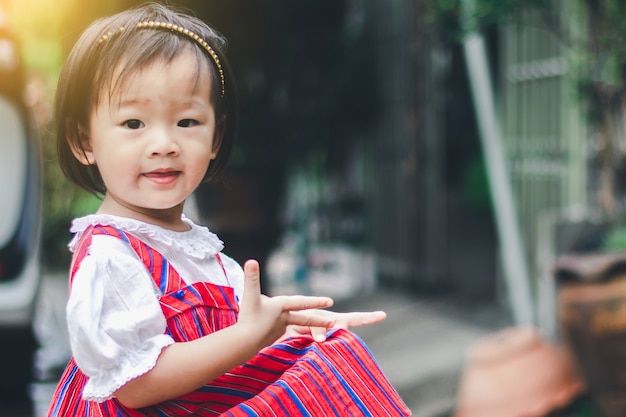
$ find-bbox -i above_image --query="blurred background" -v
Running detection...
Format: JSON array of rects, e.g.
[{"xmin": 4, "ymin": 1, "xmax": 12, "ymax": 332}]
[{"xmin": 3, "ymin": 0, "xmax": 626, "ymax": 416}]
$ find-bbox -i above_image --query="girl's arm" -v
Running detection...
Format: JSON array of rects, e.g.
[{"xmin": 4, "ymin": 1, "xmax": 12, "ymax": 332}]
[{"xmin": 114, "ymin": 260, "xmax": 334, "ymax": 409}]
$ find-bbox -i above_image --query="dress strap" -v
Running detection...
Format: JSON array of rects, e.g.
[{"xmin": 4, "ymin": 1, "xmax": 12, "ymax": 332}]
[
  {"xmin": 69, "ymin": 226, "xmax": 95, "ymax": 284},
  {"xmin": 214, "ymin": 253, "xmax": 228, "ymax": 280},
  {"xmin": 214, "ymin": 253, "xmax": 238, "ymax": 303}
]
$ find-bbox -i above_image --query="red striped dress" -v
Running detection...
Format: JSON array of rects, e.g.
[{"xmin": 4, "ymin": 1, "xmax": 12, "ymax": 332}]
[{"xmin": 47, "ymin": 225, "xmax": 412, "ymax": 416}]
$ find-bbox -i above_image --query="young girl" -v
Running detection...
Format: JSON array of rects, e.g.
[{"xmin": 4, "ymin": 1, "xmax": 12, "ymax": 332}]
[{"xmin": 47, "ymin": 3, "xmax": 411, "ymax": 416}]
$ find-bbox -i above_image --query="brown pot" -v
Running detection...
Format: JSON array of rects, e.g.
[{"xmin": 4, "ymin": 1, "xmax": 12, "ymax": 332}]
[
  {"xmin": 453, "ymin": 326, "xmax": 584, "ymax": 417},
  {"xmin": 556, "ymin": 252, "xmax": 626, "ymax": 417}
]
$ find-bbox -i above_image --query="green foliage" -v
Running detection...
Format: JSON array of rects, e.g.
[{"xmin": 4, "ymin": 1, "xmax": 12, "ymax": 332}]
[
  {"xmin": 587, "ymin": 0, "xmax": 626, "ymax": 69},
  {"xmin": 427, "ymin": 0, "xmax": 626, "ymax": 82},
  {"xmin": 603, "ymin": 225, "xmax": 626, "ymax": 251},
  {"xmin": 425, "ymin": 0, "xmax": 552, "ymax": 41}
]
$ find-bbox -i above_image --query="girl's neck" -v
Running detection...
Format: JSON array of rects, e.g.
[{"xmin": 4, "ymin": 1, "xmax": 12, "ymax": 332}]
[{"xmin": 97, "ymin": 195, "xmax": 190, "ymax": 232}]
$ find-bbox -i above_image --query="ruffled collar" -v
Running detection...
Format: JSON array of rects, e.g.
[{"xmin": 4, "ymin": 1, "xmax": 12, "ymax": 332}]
[{"xmin": 68, "ymin": 214, "xmax": 224, "ymax": 259}]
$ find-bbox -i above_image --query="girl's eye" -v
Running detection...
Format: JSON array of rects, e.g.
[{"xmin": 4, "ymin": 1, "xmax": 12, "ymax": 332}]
[
  {"xmin": 178, "ymin": 119, "xmax": 199, "ymax": 128},
  {"xmin": 123, "ymin": 119, "xmax": 144, "ymax": 129}
]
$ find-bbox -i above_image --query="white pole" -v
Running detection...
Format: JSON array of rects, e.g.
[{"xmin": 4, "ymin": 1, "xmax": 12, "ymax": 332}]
[{"xmin": 460, "ymin": 0, "xmax": 535, "ymax": 325}]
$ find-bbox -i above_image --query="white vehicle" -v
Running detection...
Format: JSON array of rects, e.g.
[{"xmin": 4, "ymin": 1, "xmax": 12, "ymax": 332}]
[{"xmin": 0, "ymin": 8, "xmax": 42, "ymax": 401}]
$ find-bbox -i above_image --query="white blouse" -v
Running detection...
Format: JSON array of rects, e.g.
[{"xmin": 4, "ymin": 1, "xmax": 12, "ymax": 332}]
[{"xmin": 66, "ymin": 214, "xmax": 244, "ymax": 402}]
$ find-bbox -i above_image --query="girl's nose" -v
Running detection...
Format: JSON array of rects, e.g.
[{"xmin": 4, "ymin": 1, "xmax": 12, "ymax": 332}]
[{"xmin": 148, "ymin": 130, "xmax": 180, "ymax": 156}]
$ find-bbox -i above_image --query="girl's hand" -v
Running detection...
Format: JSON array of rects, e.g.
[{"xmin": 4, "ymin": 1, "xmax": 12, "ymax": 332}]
[
  {"xmin": 280, "ymin": 309, "xmax": 387, "ymax": 342},
  {"xmin": 236, "ymin": 260, "xmax": 335, "ymax": 349}
]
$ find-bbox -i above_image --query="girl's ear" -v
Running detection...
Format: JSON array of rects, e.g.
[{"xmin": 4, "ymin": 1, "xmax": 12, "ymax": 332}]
[
  {"xmin": 211, "ymin": 115, "xmax": 226, "ymax": 160},
  {"xmin": 67, "ymin": 119, "xmax": 95, "ymax": 166}
]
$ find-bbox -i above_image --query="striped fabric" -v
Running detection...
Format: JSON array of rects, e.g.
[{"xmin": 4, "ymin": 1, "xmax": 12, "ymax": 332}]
[{"xmin": 48, "ymin": 225, "xmax": 411, "ymax": 416}]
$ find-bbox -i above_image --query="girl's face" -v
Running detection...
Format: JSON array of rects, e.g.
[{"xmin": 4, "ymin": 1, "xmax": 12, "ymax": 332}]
[{"xmin": 75, "ymin": 48, "xmax": 218, "ymax": 228}]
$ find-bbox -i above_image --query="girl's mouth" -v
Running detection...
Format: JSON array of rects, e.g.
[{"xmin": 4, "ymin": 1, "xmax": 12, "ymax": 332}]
[{"xmin": 143, "ymin": 169, "xmax": 181, "ymax": 185}]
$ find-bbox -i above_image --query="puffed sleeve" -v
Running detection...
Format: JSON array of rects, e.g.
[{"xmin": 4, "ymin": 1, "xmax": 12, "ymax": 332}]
[{"xmin": 66, "ymin": 235, "xmax": 175, "ymax": 402}]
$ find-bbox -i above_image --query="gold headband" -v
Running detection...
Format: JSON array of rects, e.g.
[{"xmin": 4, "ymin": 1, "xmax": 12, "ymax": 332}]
[{"xmin": 98, "ymin": 21, "xmax": 225, "ymax": 97}]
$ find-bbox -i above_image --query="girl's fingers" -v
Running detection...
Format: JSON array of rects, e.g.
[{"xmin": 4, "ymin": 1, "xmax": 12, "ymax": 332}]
[
  {"xmin": 310, "ymin": 327, "xmax": 327, "ymax": 342},
  {"xmin": 339, "ymin": 311, "xmax": 387, "ymax": 328},
  {"xmin": 272, "ymin": 295, "xmax": 334, "ymax": 312},
  {"xmin": 279, "ymin": 325, "xmax": 327, "ymax": 342},
  {"xmin": 307, "ymin": 312, "xmax": 387, "ymax": 342},
  {"xmin": 288, "ymin": 311, "xmax": 335, "ymax": 328},
  {"xmin": 242, "ymin": 259, "xmax": 261, "ymax": 296}
]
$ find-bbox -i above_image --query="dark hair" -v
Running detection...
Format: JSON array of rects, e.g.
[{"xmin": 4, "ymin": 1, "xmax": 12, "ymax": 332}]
[{"xmin": 55, "ymin": 2, "xmax": 238, "ymax": 195}]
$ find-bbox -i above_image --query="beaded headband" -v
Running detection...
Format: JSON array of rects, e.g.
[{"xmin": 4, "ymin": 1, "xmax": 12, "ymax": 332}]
[{"xmin": 98, "ymin": 21, "xmax": 225, "ymax": 97}]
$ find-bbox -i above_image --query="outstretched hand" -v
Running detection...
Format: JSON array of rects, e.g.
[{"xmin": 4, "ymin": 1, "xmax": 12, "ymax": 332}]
[
  {"xmin": 236, "ymin": 260, "xmax": 335, "ymax": 349},
  {"xmin": 281, "ymin": 309, "xmax": 387, "ymax": 343}
]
